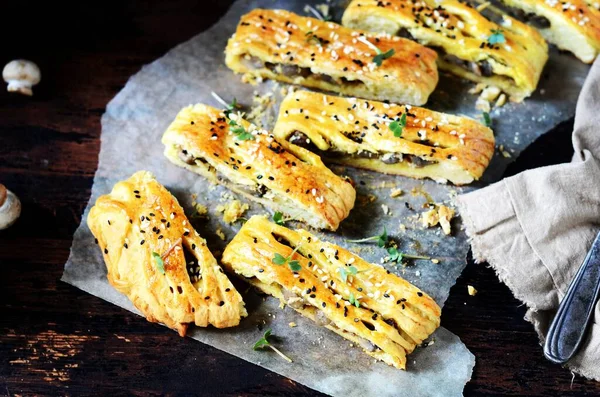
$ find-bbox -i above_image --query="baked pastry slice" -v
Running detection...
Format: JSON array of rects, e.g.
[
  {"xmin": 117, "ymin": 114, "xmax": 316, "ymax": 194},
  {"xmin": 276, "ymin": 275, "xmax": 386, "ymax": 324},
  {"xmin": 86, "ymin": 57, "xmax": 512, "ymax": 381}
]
[
  {"xmin": 161, "ymin": 104, "xmax": 356, "ymax": 231},
  {"xmin": 87, "ymin": 171, "xmax": 246, "ymax": 336},
  {"xmin": 497, "ymin": 0, "xmax": 600, "ymax": 63},
  {"xmin": 221, "ymin": 216, "xmax": 441, "ymax": 370},
  {"xmin": 342, "ymin": 0, "xmax": 549, "ymax": 101},
  {"xmin": 272, "ymin": 90, "xmax": 495, "ymax": 185},
  {"xmin": 224, "ymin": 9, "xmax": 438, "ymax": 105}
]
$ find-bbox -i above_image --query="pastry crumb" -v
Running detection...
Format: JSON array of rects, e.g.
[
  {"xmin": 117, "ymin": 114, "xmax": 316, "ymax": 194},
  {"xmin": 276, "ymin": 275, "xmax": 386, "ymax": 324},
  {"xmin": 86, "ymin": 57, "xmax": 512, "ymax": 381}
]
[
  {"xmin": 216, "ymin": 199, "xmax": 249, "ymax": 224},
  {"xmin": 289, "ymin": 322, "xmax": 297, "ymax": 328},
  {"xmin": 191, "ymin": 202, "xmax": 208, "ymax": 218},
  {"xmin": 216, "ymin": 228, "xmax": 226, "ymax": 241},
  {"xmin": 381, "ymin": 204, "xmax": 390, "ymax": 215},
  {"xmin": 468, "ymin": 285, "xmax": 478, "ymax": 296},
  {"xmin": 475, "ymin": 85, "xmax": 502, "ymax": 111},
  {"xmin": 431, "ymin": 258, "xmax": 440, "ymax": 264},
  {"xmin": 498, "ymin": 144, "xmax": 512, "ymax": 158},
  {"xmin": 390, "ymin": 188, "xmax": 403, "ymax": 198},
  {"xmin": 421, "ymin": 205, "xmax": 455, "ymax": 235}
]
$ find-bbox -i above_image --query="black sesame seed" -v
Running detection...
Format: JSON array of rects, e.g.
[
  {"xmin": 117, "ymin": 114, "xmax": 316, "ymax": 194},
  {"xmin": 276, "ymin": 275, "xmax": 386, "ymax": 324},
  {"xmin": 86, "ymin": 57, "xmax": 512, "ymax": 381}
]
[
  {"xmin": 417, "ymin": 292, "xmax": 423, "ymax": 297},
  {"xmin": 219, "ymin": 301, "xmax": 225, "ymax": 306},
  {"xmin": 140, "ymin": 240, "xmax": 145, "ymax": 245},
  {"xmin": 322, "ymin": 302, "xmax": 326, "ymax": 308},
  {"xmin": 104, "ymin": 248, "xmax": 108, "ymax": 254},
  {"xmin": 192, "ymin": 244, "xmax": 196, "ymax": 250}
]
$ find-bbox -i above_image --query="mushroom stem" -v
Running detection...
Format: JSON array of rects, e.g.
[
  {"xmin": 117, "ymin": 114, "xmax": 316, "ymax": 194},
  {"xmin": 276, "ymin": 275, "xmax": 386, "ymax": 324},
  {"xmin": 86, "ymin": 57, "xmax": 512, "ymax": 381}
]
[{"xmin": 0, "ymin": 184, "xmax": 21, "ymax": 230}]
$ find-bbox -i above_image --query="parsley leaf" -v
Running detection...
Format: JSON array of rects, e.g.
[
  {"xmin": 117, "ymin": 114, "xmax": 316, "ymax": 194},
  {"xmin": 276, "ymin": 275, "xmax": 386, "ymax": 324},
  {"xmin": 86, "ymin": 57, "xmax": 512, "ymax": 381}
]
[
  {"xmin": 488, "ymin": 29, "xmax": 505, "ymax": 45},
  {"xmin": 346, "ymin": 227, "xmax": 388, "ymax": 247},
  {"xmin": 373, "ymin": 48, "xmax": 395, "ymax": 66},
  {"xmin": 349, "ymin": 292, "xmax": 360, "ymax": 308},
  {"xmin": 227, "ymin": 117, "xmax": 255, "ymax": 141},
  {"xmin": 337, "ymin": 265, "xmax": 359, "ymax": 283},
  {"xmin": 289, "ymin": 260, "xmax": 302, "ymax": 272},
  {"xmin": 253, "ymin": 328, "xmax": 293, "ymax": 362},
  {"xmin": 389, "ymin": 113, "xmax": 407, "ymax": 137},
  {"xmin": 272, "ymin": 253, "xmax": 287, "ymax": 265},
  {"xmin": 483, "ymin": 112, "xmax": 492, "ymax": 128},
  {"xmin": 152, "ymin": 251, "xmax": 165, "ymax": 274}
]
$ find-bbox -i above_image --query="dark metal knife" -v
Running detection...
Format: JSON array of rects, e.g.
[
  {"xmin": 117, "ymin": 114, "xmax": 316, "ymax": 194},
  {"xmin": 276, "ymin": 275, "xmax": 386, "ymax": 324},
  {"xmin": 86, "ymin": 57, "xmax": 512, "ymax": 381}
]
[{"xmin": 544, "ymin": 230, "xmax": 600, "ymax": 364}]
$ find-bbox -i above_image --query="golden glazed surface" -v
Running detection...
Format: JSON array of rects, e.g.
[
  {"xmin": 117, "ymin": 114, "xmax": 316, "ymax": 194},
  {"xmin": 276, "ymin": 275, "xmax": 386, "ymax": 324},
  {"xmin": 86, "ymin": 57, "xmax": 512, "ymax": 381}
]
[
  {"xmin": 161, "ymin": 104, "xmax": 356, "ymax": 231},
  {"xmin": 342, "ymin": 0, "xmax": 549, "ymax": 101},
  {"xmin": 225, "ymin": 8, "xmax": 439, "ymax": 105},
  {"xmin": 221, "ymin": 216, "xmax": 441, "ymax": 370},
  {"xmin": 87, "ymin": 171, "xmax": 247, "ymax": 336},
  {"xmin": 273, "ymin": 90, "xmax": 495, "ymax": 185}
]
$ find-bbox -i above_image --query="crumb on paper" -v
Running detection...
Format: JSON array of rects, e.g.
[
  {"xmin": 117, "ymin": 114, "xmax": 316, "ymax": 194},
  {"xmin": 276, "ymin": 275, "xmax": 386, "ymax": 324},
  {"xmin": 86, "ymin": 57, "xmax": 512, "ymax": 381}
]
[
  {"xmin": 468, "ymin": 83, "xmax": 487, "ymax": 95},
  {"xmin": 398, "ymin": 223, "xmax": 406, "ymax": 233},
  {"xmin": 191, "ymin": 202, "xmax": 208, "ymax": 218},
  {"xmin": 357, "ymin": 194, "xmax": 377, "ymax": 206},
  {"xmin": 421, "ymin": 205, "xmax": 455, "ymax": 235},
  {"xmin": 246, "ymin": 91, "xmax": 275, "ymax": 129},
  {"xmin": 216, "ymin": 228, "xmax": 226, "ymax": 241},
  {"xmin": 495, "ymin": 93, "xmax": 507, "ymax": 108},
  {"xmin": 390, "ymin": 188, "xmax": 403, "ymax": 198},
  {"xmin": 289, "ymin": 322, "xmax": 297, "ymax": 328},
  {"xmin": 431, "ymin": 258, "xmax": 440, "ymax": 264},
  {"xmin": 475, "ymin": 86, "xmax": 502, "ymax": 111},
  {"xmin": 381, "ymin": 204, "xmax": 390, "ymax": 215},
  {"xmin": 498, "ymin": 144, "xmax": 512, "ymax": 158},
  {"xmin": 468, "ymin": 285, "xmax": 478, "ymax": 296},
  {"xmin": 415, "ymin": 270, "xmax": 421, "ymax": 277},
  {"xmin": 216, "ymin": 199, "xmax": 249, "ymax": 224}
]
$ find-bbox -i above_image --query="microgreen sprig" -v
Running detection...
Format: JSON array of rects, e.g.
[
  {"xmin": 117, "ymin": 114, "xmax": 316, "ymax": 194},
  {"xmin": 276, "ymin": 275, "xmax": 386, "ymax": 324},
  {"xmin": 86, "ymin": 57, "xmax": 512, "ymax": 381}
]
[
  {"xmin": 346, "ymin": 227, "xmax": 388, "ymax": 248},
  {"xmin": 272, "ymin": 211, "xmax": 289, "ymax": 226},
  {"xmin": 482, "ymin": 112, "xmax": 492, "ymax": 128},
  {"xmin": 304, "ymin": 4, "xmax": 331, "ymax": 21},
  {"xmin": 389, "ymin": 113, "xmax": 407, "ymax": 137},
  {"xmin": 152, "ymin": 251, "xmax": 165, "ymax": 274},
  {"xmin": 228, "ymin": 118, "xmax": 255, "ymax": 141},
  {"xmin": 357, "ymin": 36, "xmax": 396, "ymax": 67},
  {"xmin": 253, "ymin": 329, "xmax": 293, "ymax": 363},
  {"xmin": 272, "ymin": 244, "xmax": 302, "ymax": 272},
  {"xmin": 488, "ymin": 29, "xmax": 505, "ymax": 45},
  {"xmin": 348, "ymin": 292, "xmax": 361, "ymax": 308},
  {"xmin": 387, "ymin": 247, "xmax": 430, "ymax": 264},
  {"xmin": 337, "ymin": 265, "xmax": 358, "ymax": 283}
]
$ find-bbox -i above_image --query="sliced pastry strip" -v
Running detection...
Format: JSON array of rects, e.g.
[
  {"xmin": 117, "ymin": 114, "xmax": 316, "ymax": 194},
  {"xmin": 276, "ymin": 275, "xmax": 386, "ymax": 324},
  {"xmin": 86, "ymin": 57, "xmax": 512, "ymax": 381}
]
[
  {"xmin": 225, "ymin": 8, "xmax": 438, "ymax": 105},
  {"xmin": 161, "ymin": 104, "xmax": 356, "ymax": 231},
  {"xmin": 342, "ymin": 0, "xmax": 548, "ymax": 101},
  {"xmin": 221, "ymin": 215, "xmax": 442, "ymax": 370},
  {"xmin": 497, "ymin": 0, "xmax": 600, "ymax": 63},
  {"xmin": 272, "ymin": 90, "xmax": 494, "ymax": 185},
  {"xmin": 87, "ymin": 171, "xmax": 247, "ymax": 336}
]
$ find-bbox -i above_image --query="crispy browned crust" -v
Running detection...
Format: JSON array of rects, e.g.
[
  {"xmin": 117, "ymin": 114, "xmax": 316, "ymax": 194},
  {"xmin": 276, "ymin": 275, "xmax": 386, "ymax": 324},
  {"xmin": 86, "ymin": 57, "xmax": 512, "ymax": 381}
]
[
  {"xmin": 87, "ymin": 171, "xmax": 247, "ymax": 336},
  {"xmin": 221, "ymin": 216, "xmax": 441, "ymax": 370},
  {"xmin": 225, "ymin": 8, "xmax": 439, "ymax": 105},
  {"xmin": 342, "ymin": 0, "xmax": 548, "ymax": 101},
  {"xmin": 161, "ymin": 104, "xmax": 356, "ymax": 231},
  {"xmin": 273, "ymin": 90, "xmax": 495, "ymax": 184}
]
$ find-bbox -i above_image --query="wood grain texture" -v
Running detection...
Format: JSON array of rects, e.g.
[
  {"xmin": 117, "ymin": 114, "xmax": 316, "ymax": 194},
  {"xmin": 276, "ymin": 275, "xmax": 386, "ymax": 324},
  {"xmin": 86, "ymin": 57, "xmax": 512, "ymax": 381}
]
[{"xmin": 0, "ymin": 1, "xmax": 599, "ymax": 395}]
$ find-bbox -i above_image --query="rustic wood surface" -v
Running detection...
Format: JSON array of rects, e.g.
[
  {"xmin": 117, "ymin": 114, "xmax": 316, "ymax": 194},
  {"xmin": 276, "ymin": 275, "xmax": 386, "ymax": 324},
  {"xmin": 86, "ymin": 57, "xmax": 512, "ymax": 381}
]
[{"xmin": 1, "ymin": 1, "xmax": 599, "ymax": 395}]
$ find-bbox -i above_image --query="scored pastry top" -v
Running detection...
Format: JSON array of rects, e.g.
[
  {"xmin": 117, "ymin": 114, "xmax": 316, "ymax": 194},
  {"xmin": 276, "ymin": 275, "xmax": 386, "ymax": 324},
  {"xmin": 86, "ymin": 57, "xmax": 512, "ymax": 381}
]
[{"xmin": 87, "ymin": 171, "xmax": 247, "ymax": 336}]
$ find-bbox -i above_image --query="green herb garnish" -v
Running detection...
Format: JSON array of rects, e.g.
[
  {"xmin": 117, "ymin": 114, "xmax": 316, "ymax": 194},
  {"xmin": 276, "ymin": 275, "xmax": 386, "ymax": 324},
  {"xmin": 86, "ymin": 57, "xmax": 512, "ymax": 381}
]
[
  {"xmin": 483, "ymin": 112, "xmax": 492, "ymax": 128},
  {"xmin": 373, "ymin": 48, "xmax": 395, "ymax": 66},
  {"xmin": 487, "ymin": 29, "xmax": 505, "ymax": 45},
  {"xmin": 337, "ymin": 265, "xmax": 359, "ymax": 283},
  {"xmin": 223, "ymin": 98, "xmax": 239, "ymax": 118},
  {"xmin": 253, "ymin": 328, "xmax": 293, "ymax": 363},
  {"xmin": 346, "ymin": 227, "xmax": 388, "ymax": 248},
  {"xmin": 387, "ymin": 247, "xmax": 431, "ymax": 263},
  {"xmin": 273, "ymin": 211, "xmax": 286, "ymax": 226},
  {"xmin": 227, "ymin": 118, "xmax": 254, "ymax": 141},
  {"xmin": 389, "ymin": 113, "xmax": 407, "ymax": 137},
  {"xmin": 152, "ymin": 251, "xmax": 165, "ymax": 274},
  {"xmin": 272, "ymin": 245, "xmax": 302, "ymax": 272},
  {"xmin": 348, "ymin": 292, "xmax": 360, "ymax": 308}
]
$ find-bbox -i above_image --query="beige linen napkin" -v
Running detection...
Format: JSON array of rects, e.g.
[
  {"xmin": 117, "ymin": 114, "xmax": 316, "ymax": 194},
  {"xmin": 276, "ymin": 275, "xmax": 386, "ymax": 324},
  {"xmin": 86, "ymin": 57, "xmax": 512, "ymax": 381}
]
[{"xmin": 456, "ymin": 57, "xmax": 600, "ymax": 380}]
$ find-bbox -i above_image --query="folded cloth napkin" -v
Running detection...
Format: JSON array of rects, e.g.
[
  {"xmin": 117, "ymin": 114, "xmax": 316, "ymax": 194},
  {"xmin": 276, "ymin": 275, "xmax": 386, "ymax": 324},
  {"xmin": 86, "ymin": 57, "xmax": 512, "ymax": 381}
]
[{"xmin": 456, "ymin": 57, "xmax": 600, "ymax": 381}]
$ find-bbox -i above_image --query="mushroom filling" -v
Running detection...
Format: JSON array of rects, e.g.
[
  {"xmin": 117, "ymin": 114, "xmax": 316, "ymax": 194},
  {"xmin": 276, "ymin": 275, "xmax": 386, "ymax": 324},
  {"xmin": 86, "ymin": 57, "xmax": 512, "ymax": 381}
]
[
  {"xmin": 178, "ymin": 148, "xmax": 271, "ymax": 198},
  {"xmin": 507, "ymin": 7, "xmax": 551, "ymax": 29},
  {"xmin": 183, "ymin": 245, "xmax": 202, "ymax": 284},
  {"xmin": 241, "ymin": 54, "xmax": 364, "ymax": 87},
  {"xmin": 288, "ymin": 131, "xmax": 436, "ymax": 168}
]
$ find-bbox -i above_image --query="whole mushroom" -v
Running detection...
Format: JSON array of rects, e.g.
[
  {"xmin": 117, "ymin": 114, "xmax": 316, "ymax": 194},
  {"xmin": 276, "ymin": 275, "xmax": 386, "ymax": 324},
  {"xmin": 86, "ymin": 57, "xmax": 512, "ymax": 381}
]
[
  {"xmin": 2, "ymin": 60, "xmax": 41, "ymax": 96},
  {"xmin": 0, "ymin": 184, "xmax": 21, "ymax": 230}
]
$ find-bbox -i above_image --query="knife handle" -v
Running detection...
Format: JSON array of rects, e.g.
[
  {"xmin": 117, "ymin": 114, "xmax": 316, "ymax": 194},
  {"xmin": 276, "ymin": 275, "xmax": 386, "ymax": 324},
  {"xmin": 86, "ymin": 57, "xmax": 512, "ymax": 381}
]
[{"xmin": 544, "ymin": 231, "xmax": 600, "ymax": 364}]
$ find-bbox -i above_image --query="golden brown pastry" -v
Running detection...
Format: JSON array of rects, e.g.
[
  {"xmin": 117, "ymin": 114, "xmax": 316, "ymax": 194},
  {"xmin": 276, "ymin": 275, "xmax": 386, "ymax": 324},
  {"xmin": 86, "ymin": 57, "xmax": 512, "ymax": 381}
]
[
  {"xmin": 497, "ymin": 0, "xmax": 600, "ymax": 63},
  {"xmin": 224, "ymin": 8, "xmax": 439, "ymax": 105},
  {"xmin": 221, "ymin": 215, "xmax": 441, "ymax": 370},
  {"xmin": 161, "ymin": 104, "xmax": 356, "ymax": 231},
  {"xmin": 87, "ymin": 171, "xmax": 246, "ymax": 336},
  {"xmin": 342, "ymin": 0, "xmax": 549, "ymax": 101},
  {"xmin": 272, "ymin": 90, "xmax": 495, "ymax": 185}
]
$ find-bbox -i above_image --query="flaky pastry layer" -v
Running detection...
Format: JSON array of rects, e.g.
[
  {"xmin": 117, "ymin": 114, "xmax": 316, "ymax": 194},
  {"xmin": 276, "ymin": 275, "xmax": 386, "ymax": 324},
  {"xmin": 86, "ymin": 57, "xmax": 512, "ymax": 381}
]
[
  {"xmin": 87, "ymin": 171, "xmax": 246, "ymax": 336},
  {"xmin": 225, "ymin": 8, "xmax": 438, "ymax": 105},
  {"xmin": 273, "ymin": 90, "xmax": 495, "ymax": 185},
  {"xmin": 221, "ymin": 216, "xmax": 441, "ymax": 370}
]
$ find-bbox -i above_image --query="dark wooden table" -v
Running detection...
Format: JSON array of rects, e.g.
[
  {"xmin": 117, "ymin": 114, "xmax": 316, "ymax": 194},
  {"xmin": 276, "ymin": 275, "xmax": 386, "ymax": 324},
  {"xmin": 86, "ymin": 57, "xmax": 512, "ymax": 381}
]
[{"xmin": 1, "ymin": 1, "xmax": 599, "ymax": 395}]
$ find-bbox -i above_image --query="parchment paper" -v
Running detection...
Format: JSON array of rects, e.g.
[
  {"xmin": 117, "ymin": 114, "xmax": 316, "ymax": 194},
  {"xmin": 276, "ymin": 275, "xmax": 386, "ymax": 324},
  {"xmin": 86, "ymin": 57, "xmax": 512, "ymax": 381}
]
[{"xmin": 62, "ymin": 0, "xmax": 590, "ymax": 395}]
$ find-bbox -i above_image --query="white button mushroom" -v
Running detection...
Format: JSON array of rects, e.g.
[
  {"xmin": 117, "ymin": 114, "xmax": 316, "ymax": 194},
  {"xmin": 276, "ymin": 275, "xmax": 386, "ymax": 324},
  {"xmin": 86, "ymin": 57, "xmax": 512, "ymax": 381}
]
[
  {"xmin": 0, "ymin": 184, "xmax": 21, "ymax": 230},
  {"xmin": 2, "ymin": 60, "xmax": 41, "ymax": 96}
]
